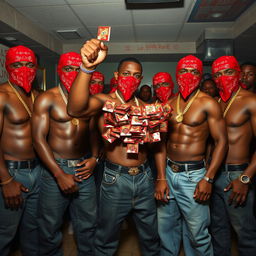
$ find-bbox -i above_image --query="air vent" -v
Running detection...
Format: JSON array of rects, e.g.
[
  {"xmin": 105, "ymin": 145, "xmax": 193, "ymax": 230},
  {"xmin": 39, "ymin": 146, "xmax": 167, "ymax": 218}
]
[{"xmin": 56, "ymin": 30, "xmax": 82, "ymax": 40}]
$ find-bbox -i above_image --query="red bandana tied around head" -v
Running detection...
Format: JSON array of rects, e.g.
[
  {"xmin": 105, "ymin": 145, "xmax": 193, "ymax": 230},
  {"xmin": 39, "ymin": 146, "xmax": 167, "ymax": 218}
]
[
  {"xmin": 89, "ymin": 71, "xmax": 104, "ymax": 95},
  {"xmin": 5, "ymin": 45, "xmax": 37, "ymax": 93},
  {"xmin": 212, "ymin": 56, "xmax": 240, "ymax": 102},
  {"xmin": 109, "ymin": 77, "xmax": 118, "ymax": 93},
  {"xmin": 176, "ymin": 55, "xmax": 202, "ymax": 99},
  {"xmin": 153, "ymin": 72, "xmax": 174, "ymax": 103},
  {"xmin": 57, "ymin": 52, "xmax": 82, "ymax": 92},
  {"xmin": 117, "ymin": 76, "xmax": 141, "ymax": 102}
]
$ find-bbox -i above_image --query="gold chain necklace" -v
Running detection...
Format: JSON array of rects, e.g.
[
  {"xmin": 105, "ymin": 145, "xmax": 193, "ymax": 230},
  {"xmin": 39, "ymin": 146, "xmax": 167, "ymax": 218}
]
[
  {"xmin": 8, "ymin": 80, "xmax": 34, "ymax": 117},
  {"xmin": 176, "ymin": 89, "xmax": 200, "ymax": 123},
  {"xmin": 222, "ymin": 87, "xmax": 241, "ymax": 117},
  {"xmin": 115, "ymin": 90, "xmax": 139, "ymax": 106},
  {"xmin": 58, "ymin": 84, "xmax": 79, "ymax": 126}
]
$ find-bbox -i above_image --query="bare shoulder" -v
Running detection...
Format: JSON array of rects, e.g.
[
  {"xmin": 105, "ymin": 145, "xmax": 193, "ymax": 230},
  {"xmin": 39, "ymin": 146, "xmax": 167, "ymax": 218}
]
[
  {"xmin": 199, "ymin": 91, "xmax": 220, "ymax": 108},
  {"xmin": 240, "ymin": 89, "xmax": 256, "ymax": 110},
  {"xmin": 34, "ymin": 87, "xmax": 58, "ymax": 107},
  {"xmin": 0, "ymin": 82, "xmax": 13, "ymax": 105}
]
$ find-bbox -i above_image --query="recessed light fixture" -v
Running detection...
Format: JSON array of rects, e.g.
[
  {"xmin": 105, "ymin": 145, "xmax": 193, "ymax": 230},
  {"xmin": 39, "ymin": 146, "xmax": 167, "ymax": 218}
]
[
  {"xmin": 211, "ymin": 13, "xmax": 223, "ymax": 18},
  {"xmin": 4, "ymin": 36, "xmax": 17, "ymax": 41}
]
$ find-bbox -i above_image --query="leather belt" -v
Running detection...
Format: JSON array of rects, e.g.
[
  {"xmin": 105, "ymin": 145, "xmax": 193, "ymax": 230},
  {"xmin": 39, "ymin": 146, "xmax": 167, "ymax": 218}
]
[
  {"xmin": 105, "ymin": 160, "xmax": 149, "ymax": 176},
  {"xmin": 220, "ymin": 163, "xmax": 248, "ymax": 172},
  {"xmin": 5, "ymin": 159, "xmax": 38, "ymax": 169},
  {"xmin": 167, "ymin": 159, "xmax": 205, "ymax": 172},
  {"xmin": 56, "ymin": 157, "xmax": 88, "ymax": 168}
]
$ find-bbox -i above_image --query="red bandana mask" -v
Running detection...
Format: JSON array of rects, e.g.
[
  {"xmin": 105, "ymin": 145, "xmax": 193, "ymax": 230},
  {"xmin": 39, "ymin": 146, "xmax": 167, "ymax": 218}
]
[
  {"xmin": 109, "ymin": 77, "xmax": 118, "ymax": 93},
  {"xmin": 57, "ymin": 52, "xmax": 82, "ymax": 92},
  {"xmin": 153, "ymin": 72, "xmax": 174, "ymax": 103},
  {"xmin": 212, "ymin": 56, "xmax": 241, "ymax": 102},
  {"xmin": 89, "ymin": 71, "xmax": 104, "ymax": 95},
  {"xmin": 5, "ymin": 45, "xmax": 37, "ymax": 93},
  {"xmin": 176, "ymin": 55, "xmax": 202, "ymax": 99},
  {"xmin": 117, "ymin": 76, "xmax": 141, "ymax": 102}
]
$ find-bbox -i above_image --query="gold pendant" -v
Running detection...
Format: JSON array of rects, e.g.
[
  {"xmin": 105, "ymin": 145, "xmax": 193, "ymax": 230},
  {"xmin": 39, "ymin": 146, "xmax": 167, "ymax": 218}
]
[
  {"xmin": 71, "ymin": 118, "xmax": 79, "ymax": 126},
  {"xmin": 176, "ymin": 114, "xmax": 183, "ymax": 123}
]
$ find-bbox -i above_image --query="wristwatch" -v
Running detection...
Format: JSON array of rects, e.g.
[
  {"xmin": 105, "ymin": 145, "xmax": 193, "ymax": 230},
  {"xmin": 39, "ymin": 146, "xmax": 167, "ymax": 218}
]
[
  {"xmin": 239, "ymin": 174, "xmax": 251, "ymax": 184},
  {"xmin": 203, "ymin": 176, "xmax": 214, "ymax": 184}
]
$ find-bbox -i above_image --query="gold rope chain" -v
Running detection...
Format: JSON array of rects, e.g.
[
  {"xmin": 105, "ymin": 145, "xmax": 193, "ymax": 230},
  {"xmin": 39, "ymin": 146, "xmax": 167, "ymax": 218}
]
[
  {"xmin": 176, "ymin": 89, "xmax": 200, "ymax": 123},
  {"xmin": 115, "ymin": 90, "xmax": 139, "ymax": 106},
  {"xmin": 8, "ymin": 80, "xmax": 34, "ymax": 118},
  {"xmin": 58, "ymin": 84, "xmax": 79, "ymax": 126},
  {"xmin": 222, "ymin": 87, "xmax": 241, "ymax": 117}
]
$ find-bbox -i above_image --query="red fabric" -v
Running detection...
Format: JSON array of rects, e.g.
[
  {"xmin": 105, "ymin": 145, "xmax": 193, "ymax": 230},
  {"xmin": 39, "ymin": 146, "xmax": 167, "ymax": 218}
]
[
  {"xmin": 57, "ymin": 52, "xmax": 81, "ymax": 92},
  {"xmin": 212, "ymin": 56, "xmax": 240, "ymax": 102},
  {"xmin": 110, "ymin": 77, "xmax": 118, "ymax": 93},
  {"xmin": 5, "ymin": 45, "xmax": 37, "ymax": 93},
  {"xmin": 89, "ymin": 71, "xmax": 104, "ymax": 95},
  {"xmin": 153, "ymin": 72, "xmax": 174, "ymax": 102},
  {"xmin": 117, "ymin": 76, "xmax": 141, "ymax": 102},
  {"xmin": 176, "ymin": 55, "xmax": 202, "ymax": 99}
]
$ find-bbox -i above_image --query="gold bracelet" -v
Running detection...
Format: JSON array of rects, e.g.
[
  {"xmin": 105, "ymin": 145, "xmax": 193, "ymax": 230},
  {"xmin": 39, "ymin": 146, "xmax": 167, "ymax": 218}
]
[{"xmin": 0, "ymin": 176, "xmax": 14, "ymax": 186}]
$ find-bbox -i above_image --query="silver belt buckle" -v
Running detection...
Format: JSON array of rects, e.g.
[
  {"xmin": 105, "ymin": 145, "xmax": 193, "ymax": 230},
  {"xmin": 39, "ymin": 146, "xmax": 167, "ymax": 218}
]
[
  {"xmin": 171, "ymin": 164, "xmax": 180, "ymax": 172},
  {"xmin": 68, "ymin": 160, "xmax": 80, "ymax": 167},
  {"xmin": 128, "ymin": 167, "xmax": 140, "ymax": 176}
]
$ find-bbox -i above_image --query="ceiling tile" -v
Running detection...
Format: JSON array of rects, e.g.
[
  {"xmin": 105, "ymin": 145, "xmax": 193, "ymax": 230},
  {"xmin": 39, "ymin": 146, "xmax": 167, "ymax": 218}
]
[
  {"xmin": 71, "ymin": 3, "xmax": 133, "ymax": 26},
  {"xmin": 135, "ymin": 24, "xmax": 182, "ymax": 42},
  {"xmin": 178, "ymin": 22, "xmax": 234, "ymax": 41},
  {"xmin": 5, "ymin": 0, "xmax": 66, "ymax": 7},
  {"xmin": 88, "ymin": 26, "xmax": 135, "ymax": 42},
  {"xmin": 17, "ymin": 6, "xmax": 82, "ymax": 29}
]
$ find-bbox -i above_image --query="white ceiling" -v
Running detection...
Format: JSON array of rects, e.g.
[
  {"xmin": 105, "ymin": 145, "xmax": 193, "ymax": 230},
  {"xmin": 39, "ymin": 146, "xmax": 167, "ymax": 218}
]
[{"xmin": 4, "ymin": 0, "xmax": 236, "ymax": 43}]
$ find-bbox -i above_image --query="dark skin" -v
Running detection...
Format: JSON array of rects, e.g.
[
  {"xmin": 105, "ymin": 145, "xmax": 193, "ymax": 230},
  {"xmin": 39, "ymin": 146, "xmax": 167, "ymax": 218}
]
[
  {"xmin": 241, "ymin": 64, "xmax": 256, "ymax": 92},
  {"xmin": 32, "ymin": 65, "xmax": 98, "ymax": 194},
  {"xmin": 139, "ymin": 85, "xmax": 152, "ymax": 103},
  {"xmin": 214, "ymin": 68, "xmax": 256, "ymax": 206},
  {"xmin": 200, "ymin": 80, "xmax": 219, "ymax": 100},
  {"xmin": 155, "ymin": 67, "xmax": 228, "ymax": 203},
  {"xmin": 0, "ymin": 61, "xmax": 40, "ymax": 210},
  {"xmin": 67, "ymin": 38, "xmax": 166, "ymax": 189}
]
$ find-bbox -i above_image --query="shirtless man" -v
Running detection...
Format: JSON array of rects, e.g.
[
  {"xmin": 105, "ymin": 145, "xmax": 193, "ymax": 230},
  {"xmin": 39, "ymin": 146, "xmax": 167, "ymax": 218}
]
[
  {"xmin": 210, "ymin": 56, "xmax": 256, "ymax": 256},
  {"xmin": 156, "ymin": 55, "xmax": 227, "ymax": 256},
  {"xmin": 152, "ymin": 72, "xmax": 174, "ymax": 103},
  {"xmin": 200, "ymin": 79, "xmax": 219, "ymax": 100},
  {"xmin": 0, "ymin": 45, "xmax": 41, "ymax": 256},
  {"xmin": 32, "ymin": 52, "xmax": 98, "ymax": 256},
  {"xmin": 240, "ymin": 62, "xmax": 256, "ymax": 92},
  {"xmin": 67, "ymin": 39, "xmax": 164, "ymax": 256},
  {"xmin": 89, "ymin": 71, "xmax": 104, "ymax": 95}
]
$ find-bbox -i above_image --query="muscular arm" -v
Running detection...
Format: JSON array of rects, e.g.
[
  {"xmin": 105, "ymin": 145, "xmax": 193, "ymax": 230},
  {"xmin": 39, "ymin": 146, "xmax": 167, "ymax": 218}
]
[
  {"xmin": 67, "ymin": 38, "xmax": 108, "ymax": 117},
  {"xmin": 32, "ymin": 93, "xmax": 79, "ymax": 193},
  {"xmin": 194, "ymin": 98, "xmax": 228, "ymax": 202},
  {"xmin": 206, "ymin": 99, "xmax": 228, "ymax": 178},
  {"xmin": 0, "ymin": 93, "xmax": 28, "ymax": 209}
]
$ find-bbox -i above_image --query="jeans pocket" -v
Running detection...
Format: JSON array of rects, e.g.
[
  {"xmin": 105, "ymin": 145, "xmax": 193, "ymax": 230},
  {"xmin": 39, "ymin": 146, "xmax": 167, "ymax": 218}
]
[
  {"xmin": 41, "ymin": 169, "xmax": 54, "ymax": 180},
  {"xmin": 228, "ymin": 171, "xmax": 242, "ymax": 183},
  {"xmin": 187, "ymin": 168, "xmax": 206, "ymax": 183},
  {"xmin": 102, "ymin": 170, "xmax": 118, "ymax": 185},
  {"xmin": 144, "ymin": 169, "xmax": 154, "ymax": 181}
]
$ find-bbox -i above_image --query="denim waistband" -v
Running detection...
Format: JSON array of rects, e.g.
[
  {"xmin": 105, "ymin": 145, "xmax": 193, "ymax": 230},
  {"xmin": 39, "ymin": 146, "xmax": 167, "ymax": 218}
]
[
  {"xmin": 5, "ymin": 158, "xmax": 39, "ymax": 170},
  {"xmin": 220, "ymin": 163, "xmax": 248, "ymax": 172},
  {"xmin": 167, "ymin": 159, "xmax": 205, "ymax": 172},
  {"xmin": 105, "ymin": 160, "xmax": 149, "ymax": 176}
]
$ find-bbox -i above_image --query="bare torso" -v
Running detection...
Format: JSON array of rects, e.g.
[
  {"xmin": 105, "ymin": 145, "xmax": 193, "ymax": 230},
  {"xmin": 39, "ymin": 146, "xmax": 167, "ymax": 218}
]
[
  {"xmin": 220, "ymin": 88, "xmax": 255, "ymax": 164},
  {"xmin": 0, "ymin": 83, "xmax": 37, "ymax": 161},
  {"xmin": 167, "ymin": 91, "xmax": 212, "ymax": 161},
  {"xmin": 45, "ymin": 87, "xmax": 91, "ymax": 159}
]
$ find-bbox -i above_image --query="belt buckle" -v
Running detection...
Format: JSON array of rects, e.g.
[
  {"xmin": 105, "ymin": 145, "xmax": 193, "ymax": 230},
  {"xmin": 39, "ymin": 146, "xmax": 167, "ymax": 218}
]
[
  {"xmin": 68, "ymin": 160, "xmax": 79, "ymax": 168},
  {"xmin": 171, "ymin": 164, "xmax": 180, "ymax": 172},
  {"xmin": 128, "ymin": 167, "xmax": 139, "ymax": 176}
]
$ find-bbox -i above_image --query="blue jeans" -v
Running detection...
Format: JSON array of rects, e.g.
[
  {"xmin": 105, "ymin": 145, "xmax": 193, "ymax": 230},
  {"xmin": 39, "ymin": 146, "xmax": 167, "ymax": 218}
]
[
  {"xmin": 94, "ymin": 161, "xmax": 160, "ymax": 256},
  {"xmin": 39, "ymin": 157, "xmax": 97, "ymax": 256},
  {"xmin": 0, "ymin": 161, "xmax": 41, "ymax": 256},
  {"xmin": 210, "ymin": 167, "xmax": 256, "ymax": 256},
  {"xmin": 158, "ymin": 162, "xmax": 213, "ymax": 256}
]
